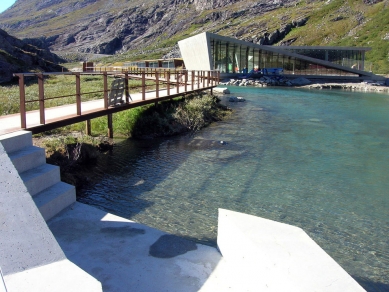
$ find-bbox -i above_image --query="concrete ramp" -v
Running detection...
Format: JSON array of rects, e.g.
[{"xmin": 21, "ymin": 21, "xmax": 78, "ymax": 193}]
[{"xmin": 200, "ymin": 209, "xmax": 365, "ymax": 291}]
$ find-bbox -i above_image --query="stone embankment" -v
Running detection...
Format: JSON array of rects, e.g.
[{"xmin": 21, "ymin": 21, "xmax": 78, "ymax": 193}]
[
  {"xmin": 301, "ymin": 81, "xmax": 389, "ymax": 93},
  {"xmin": 219, "ymin": 76, "xmax": 389, "ymax": 93}
]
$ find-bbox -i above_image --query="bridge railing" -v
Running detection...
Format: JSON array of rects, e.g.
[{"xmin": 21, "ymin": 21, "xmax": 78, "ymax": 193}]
[{"xmin": 13, "ymin": 69, "xmax": 220, "ymax": 130}]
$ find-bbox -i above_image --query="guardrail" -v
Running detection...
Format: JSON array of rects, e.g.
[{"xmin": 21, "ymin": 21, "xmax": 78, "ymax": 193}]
[{"xmin": 13, "ymin": 69, "xmax": 220, "ymax": 131}]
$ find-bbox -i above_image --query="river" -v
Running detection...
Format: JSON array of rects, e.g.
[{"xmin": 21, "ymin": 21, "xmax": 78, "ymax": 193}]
[{"xmin": 78, "ymin": 86, "xmax": 389, "ymax": 291}]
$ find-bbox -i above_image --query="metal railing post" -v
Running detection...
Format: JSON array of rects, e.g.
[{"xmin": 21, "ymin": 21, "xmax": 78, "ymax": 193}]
[
  {"xmin": 142, "ymin": 70, "xmax": 146, "ymax": 100},
  {"xmin": 103, "ymin": 72, "xmax": 108, "ymax": 109},
  {"xmin": 37, "ymin": 73, "xmax": 45, "ymax": 124},
  {"xmin": 207, "ymin": 71, "xmax": 210, "ymax": 87},
  {"xmin": 185, "ymin": 70, "xmax": 188, "ymax": 92},
  {"xmin": 124, "ymin": 72, "xmax": 129, "ymax": 103},
  {"xmin": 75, "ymin": 73, "xmax": 81, "ymax": 115},
  {"xmin": 156, "ymin": 70, "xmax": 159, "ymax": 98},
  {"xmin": 17, "ymin": 74, "xmax": 27, "ymax": 129},
  {"xmin": 191, "ymin": 71, "xmax": 194, "ymax": 91},
  {"xmin": 167, "ymin": 71, "xmax": 170, "ymax": 95},
  {"xmin": 176, "ymin": 70, "xmax": 179, "ymax": 94}
]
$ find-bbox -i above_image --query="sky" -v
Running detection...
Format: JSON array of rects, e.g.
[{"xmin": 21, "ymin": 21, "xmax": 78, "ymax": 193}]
[{"xmin": 0, "ymin": 0, "xmax": 16, "ymax": 14}]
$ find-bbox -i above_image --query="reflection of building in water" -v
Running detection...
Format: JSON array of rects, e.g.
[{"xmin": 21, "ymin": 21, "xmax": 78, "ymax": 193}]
[{"xmin": 178, "ymin": 32, "xmax": 380, "ymax": 80}]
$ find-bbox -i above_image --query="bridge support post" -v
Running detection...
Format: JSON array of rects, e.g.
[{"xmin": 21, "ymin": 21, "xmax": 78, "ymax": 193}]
[
  {"xmin": 107, "ymin": 114, "xmax": 113, "ymax": 138},
  {"xmin": 86, "ymin": 120, "xmax": 91, "ymax": 136}
]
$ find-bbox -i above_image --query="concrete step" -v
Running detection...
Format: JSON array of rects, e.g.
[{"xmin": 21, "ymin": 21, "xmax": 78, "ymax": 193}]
[
  {"xmin": 33, "ymin": 182, "xmax": 76, "ymax": 221},
  {"xmin": 8, "ymin": 145, "xmax": 46, "ymax": 173},
  {"xmin": 0, "ymin": 131, "xmax": 32, "ymax": 154},
  {"xmin": 19, "ymin": 164, "xmax": 60, "ymax": 196}
]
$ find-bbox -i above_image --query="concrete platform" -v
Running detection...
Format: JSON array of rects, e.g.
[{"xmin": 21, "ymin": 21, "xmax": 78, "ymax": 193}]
[
  {"xmin": 48, "ymin": 202, "xmax": 222, "ymax": 292},
  {"xmin": 47, "ymin": 204, "xmax": 365, "ymax": 292},
  {"xmin": 201, "ymin": 209, "xmax": 365, "ymax": 291}
]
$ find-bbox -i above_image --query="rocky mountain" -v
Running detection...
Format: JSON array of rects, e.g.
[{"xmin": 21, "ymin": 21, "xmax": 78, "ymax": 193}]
[
  {"xmin": 0, "ymin": 0, "xmax": 388, "ymax": 73},
  {"xmin": 0, "ymin": 0, "xmax": 301, "ymax": 55},
  {"xmin": 0, "ymin": 28, "xmax": 64, "ymax": 83}
]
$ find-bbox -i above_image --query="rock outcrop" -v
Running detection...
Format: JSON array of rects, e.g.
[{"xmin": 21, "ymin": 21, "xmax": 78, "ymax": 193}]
[{"xmin": 0, "ymin": 28, "xmax": 64, "ymax": 83}]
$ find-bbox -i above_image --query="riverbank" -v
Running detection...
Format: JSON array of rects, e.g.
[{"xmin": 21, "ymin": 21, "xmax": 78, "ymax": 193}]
[
  {"xmin": 299, "ymin": 81, "xmax": 389, "ymax": 93},
  {"xmin": 32, "ymin": 93, "xmax": 231, "ymax": 189},
  {"xmin": 219, "ymin": 75, "xmax": 389, "ymax": 93}
]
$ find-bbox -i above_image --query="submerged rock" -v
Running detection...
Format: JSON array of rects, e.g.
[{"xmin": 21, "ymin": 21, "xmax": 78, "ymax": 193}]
[
  {"xmin": 229, "ymin": 96, "xmax": 245, "ymax": 102},
  {"xmin": 290, "ymin": 77, "xmax": 312, "ymax": 86}
]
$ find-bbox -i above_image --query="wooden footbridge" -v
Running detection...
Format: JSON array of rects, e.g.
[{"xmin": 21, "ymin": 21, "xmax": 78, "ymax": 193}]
[{"xmin": 0, "ymin": 69, "xmax": 220, "ymax": 137}]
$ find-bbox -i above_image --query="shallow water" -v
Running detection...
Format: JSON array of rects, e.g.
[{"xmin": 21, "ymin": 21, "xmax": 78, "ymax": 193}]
[{"xmin": 79, "ymin": 86, "xmax": 389, "ymax": 291}]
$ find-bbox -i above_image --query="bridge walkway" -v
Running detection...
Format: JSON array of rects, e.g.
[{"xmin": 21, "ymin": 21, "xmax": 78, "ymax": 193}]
[{"xmin": 0, "ymin": 70, "xmax": 219, "ymax": 136}]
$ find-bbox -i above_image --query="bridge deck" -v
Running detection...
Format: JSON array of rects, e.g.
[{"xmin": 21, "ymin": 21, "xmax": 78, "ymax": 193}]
[{"xmin": 0, "ymin": 84, "xmax": 215, "ymax": 135}]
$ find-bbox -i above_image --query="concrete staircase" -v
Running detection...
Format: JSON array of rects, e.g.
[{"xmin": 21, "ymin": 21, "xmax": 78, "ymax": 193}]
[{"xmin": 0, "ymin": 131, "xmax": 75, "ymax": 221}]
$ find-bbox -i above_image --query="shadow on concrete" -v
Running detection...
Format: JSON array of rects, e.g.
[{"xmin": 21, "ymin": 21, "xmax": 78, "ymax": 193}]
[{"xmin": 48, "ymin": 202, "xmax": 221, "ymax": 292}]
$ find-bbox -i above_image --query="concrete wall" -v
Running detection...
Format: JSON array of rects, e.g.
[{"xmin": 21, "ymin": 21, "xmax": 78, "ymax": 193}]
[
  {"xmin": 0, "ymin": 141, "xmax": 65, "ymax": 275},
  {"xmin": 178, "ymin": 32, "xmax": 212, "ymax": 71}
]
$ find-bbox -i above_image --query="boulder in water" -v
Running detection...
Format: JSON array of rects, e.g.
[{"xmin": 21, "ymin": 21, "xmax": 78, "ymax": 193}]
[{"xmin": 290, "ymin": 77, "xmax": 311, "ymax": 86}]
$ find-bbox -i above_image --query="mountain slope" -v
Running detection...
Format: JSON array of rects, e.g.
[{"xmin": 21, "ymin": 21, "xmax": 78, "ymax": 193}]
[
  {"xmin": 0, "ymin": 28, "xmax": 64, "ymax": 83},
  {"xmin": 0, "ymin": 0, "xmax": 388, "ymax": 73}
]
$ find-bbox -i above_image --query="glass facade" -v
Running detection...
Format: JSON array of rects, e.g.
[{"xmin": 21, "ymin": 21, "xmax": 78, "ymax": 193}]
[{"xmin": 210, "ymin": 38, "xmax": 364, "ymax": 77}]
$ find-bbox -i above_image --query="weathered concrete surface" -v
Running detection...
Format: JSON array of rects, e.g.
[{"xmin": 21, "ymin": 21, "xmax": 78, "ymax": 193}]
[
  {"xmin": 0, "ymin": 132, "xmax": 101, "ymax": 291},
  {"xmin": 48, "ymin": 202, "xmax": 222, "ymax": 292},
  {"xmin": 0, "ymin": 139, "xmax": 65, "ymax": 275},
  {"xmin": 4, "ymin": 260, "xmax": 101, "ymax": 292},
  {"xmin": 200, "ymin": 209, "xmax": 365, "ymax": 291}
]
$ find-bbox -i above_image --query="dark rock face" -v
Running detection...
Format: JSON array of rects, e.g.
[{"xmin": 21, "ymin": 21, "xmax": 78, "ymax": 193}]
[
  {"xmin": 0, "ymin": 28, "xmax": 64, "ymax": 83},
  {"xmin": 253, "ymin": 17, "xmax": 308, "ymax": 46}
]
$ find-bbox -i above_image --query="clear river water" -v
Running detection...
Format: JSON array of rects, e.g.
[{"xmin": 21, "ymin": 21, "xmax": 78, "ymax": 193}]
[{"xmin": 78, "ymin": 86, "xmax": 389, "ymax": 291}]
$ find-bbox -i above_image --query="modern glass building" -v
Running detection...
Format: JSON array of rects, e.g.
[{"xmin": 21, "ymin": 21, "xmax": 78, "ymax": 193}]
[{"xmin": 178, "ymin": 32, "xmax": 379, "ymax": 80}]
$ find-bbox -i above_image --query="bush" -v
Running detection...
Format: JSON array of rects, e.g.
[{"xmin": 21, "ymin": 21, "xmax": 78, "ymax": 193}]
[{"xmin": 130, "ymin": 93, "xmax": 230, "ymax": 138}]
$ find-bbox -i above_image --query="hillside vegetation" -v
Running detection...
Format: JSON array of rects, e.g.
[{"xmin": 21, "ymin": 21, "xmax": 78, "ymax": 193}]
[{"xmin": 0, "ymin": 0, "xmax": 388, "ymax": 74}]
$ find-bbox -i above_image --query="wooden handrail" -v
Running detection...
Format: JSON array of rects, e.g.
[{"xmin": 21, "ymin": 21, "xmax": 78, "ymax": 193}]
[{"xmin": 12, "ymin": 70, "xmax": 220, "ymax": 133}]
